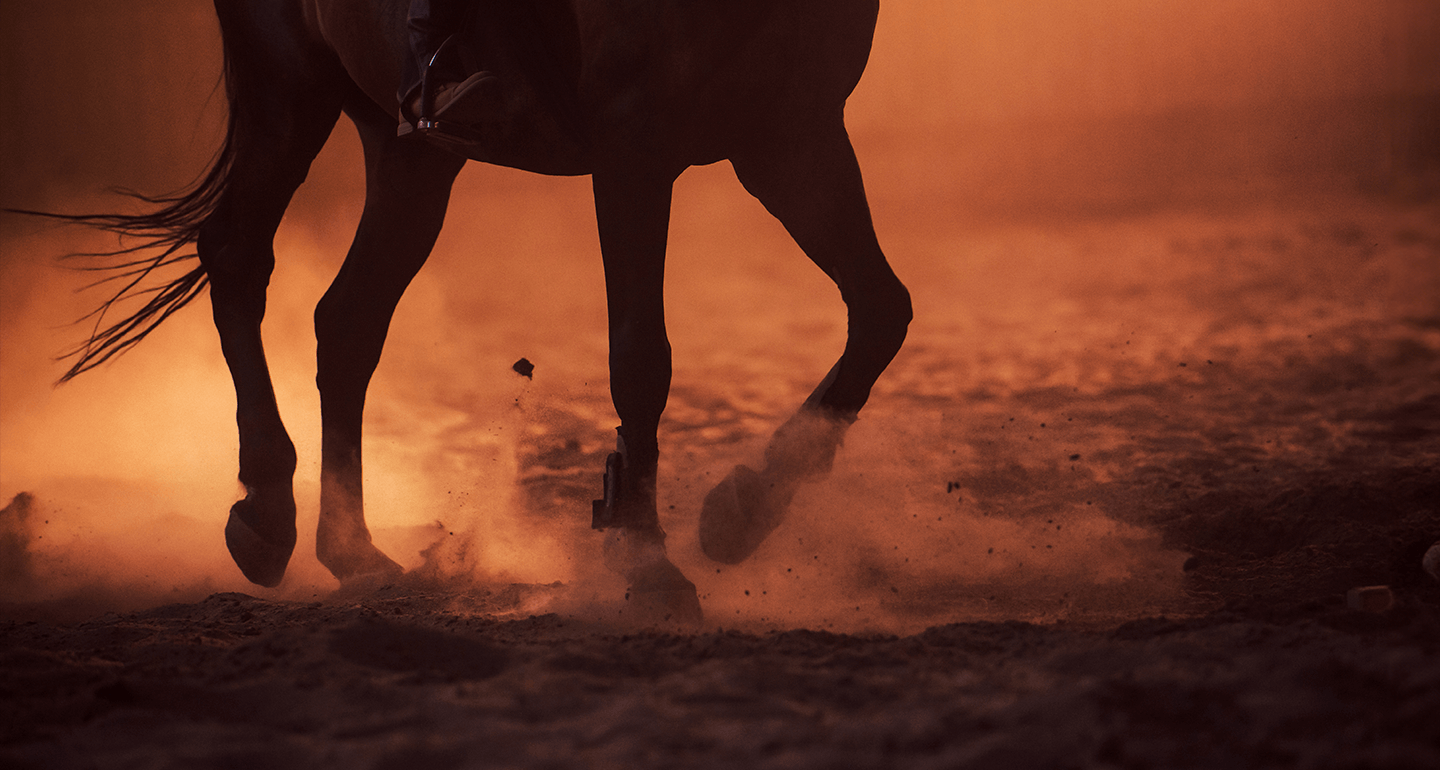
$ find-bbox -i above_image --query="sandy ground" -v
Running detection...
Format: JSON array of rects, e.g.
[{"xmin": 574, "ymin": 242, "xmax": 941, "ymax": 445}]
[{"xmin": 2, "ymin": 184, "xmax": 1439, "ymax": 767}]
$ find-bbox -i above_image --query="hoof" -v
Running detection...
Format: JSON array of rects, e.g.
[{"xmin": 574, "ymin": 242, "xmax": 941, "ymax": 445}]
[
  {"xmin": 225, "ymin": 500, "xmax": 296, "ymax": 588},
  {"xmin": 626, "ymin": 558, "xmax": 704, "ymax": 627},
  {"xmin": 331, "ymin": 563, "xmax": 405, "ymax": 596},
  {"xmin": 319, "ymin": 539, "xmax": 405, "ymax": 585},
  {"xmin": 699, "ymin": 465, "xmax": 789, "ymax": 565},
  {"xmin": 603, "ymin": 528, "xmax": 703, "ymax": 626}
]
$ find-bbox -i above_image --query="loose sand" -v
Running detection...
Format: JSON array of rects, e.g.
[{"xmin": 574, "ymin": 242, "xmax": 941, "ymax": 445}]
[{"xmin": 3, "ymin": 193, "xmax": 1438, "ymax": 768}]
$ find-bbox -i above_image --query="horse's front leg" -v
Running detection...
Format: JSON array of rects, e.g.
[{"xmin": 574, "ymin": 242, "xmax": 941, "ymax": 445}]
[
  {"xmin": 313, "ymin": 114, "xmax": 465, "ymax": 583},
  {"xmin": 591, "ymin": 165, "xmax": 702, "ymax": 624}
]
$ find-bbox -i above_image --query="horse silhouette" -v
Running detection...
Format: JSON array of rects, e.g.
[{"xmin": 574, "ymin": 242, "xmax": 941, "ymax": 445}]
[{"xmin": 37, "ymin": 0, "xmax": 911, "ymax": 622}]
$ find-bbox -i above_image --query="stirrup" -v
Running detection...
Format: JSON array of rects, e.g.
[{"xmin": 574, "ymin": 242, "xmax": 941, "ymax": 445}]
[
  {"xmin": 398, "ymin": 35, "xmax": 493, "ymax": 145},
  {"xmin": 398, "ymin": 115, "xmax": 485, "ymax": 147}
]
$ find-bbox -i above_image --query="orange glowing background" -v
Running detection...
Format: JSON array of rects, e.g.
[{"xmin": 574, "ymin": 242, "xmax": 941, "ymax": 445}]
[{"xmin": 1, "ymin": 1, "xmax": 1437, "ymax": 626}]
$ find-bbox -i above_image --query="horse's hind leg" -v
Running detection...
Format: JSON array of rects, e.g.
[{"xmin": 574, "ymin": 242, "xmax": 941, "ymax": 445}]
[
  {"xmin": 701, "ymin": 121, "xmax": 912, "ymax": 564},
  {"xmin": 199, "ymin": 50, "xmax": 344, "ymax": 586},
  {"xmin": 313, "ymin": 104, "xmax": 465, "ymax": 582}
]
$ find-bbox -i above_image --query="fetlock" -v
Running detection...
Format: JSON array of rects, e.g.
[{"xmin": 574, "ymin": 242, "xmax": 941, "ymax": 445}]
[{"xmin": 592, "ymin": 428, "xmax": 661, "ymax": 531}]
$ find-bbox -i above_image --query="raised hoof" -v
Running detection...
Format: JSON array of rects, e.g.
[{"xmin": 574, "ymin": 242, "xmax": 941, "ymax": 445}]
[
  {"xmin": 699, "ymin": 464, "xmax": 789, "ymax": 565},
  {"xmin": 626, "ymin": 558, "xmax": 704, "ymax": 627},
  {"xmin": 225, "ymin": 500, "xmax": 296, "ymax": 588}
]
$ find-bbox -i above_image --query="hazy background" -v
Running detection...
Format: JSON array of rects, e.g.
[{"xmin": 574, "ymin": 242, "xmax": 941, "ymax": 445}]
[
  {"xmin": 2, "ymin": 0, "xmax": 1437, "ymax": 213},
  {"xmin": 1, "ymin": 1, "xmax": 1437, "ymax": 625}
]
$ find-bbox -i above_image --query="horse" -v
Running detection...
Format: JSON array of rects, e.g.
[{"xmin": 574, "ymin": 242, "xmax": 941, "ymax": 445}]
[{"xmin": 37, "ymin": 0, "xmax": 912, "ymax": 622}]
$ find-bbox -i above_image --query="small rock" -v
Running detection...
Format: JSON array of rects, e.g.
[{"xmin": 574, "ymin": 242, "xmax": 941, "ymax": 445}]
[
  {"xmin": 512, "ymin": 358, "xmax": 534, "ymax": 379},
  {"xmin": 1423, "ymin": 541, "xmax": 1440, "ymax": 582},
  {"xmin": 1346, "ymin": 585, "xmax": 1394, "ymax": 613}
]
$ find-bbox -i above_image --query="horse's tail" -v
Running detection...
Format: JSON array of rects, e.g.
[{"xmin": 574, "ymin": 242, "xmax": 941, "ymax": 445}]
[{"xmin": 10, "ymin": 39, "xmax": 250, "ymax": 384}]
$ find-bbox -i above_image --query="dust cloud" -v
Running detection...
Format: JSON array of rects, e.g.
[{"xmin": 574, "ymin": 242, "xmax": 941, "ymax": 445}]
[{"xmin": 3, "ymin": 1, "xmax": 1437, "ymax": 629}]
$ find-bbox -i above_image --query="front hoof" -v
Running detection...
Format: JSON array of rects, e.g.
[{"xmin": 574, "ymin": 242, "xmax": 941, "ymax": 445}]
[
  {"xmin": 626, "ymin": 558, "xmax": 703, "ymax": 626},
  {"xmin": 226, "ymin": 497, "xmax": 296, "ymax": 588},
  {"xmin": 699, "ymin": 465, "xmax": 789, "ymax": 565},
  {"xmin": 603, "ymin": 529, "xmax": 703, "ymax": 626},
  {"xmin": 318, "ymin": 538, "xmax": 405, "ymax": 585}
]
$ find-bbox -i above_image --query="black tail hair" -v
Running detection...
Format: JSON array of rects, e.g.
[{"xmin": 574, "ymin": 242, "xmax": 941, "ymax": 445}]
[{"xmin": 9, "ymin": 42, "xmax": 244, "ymax": 384}]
